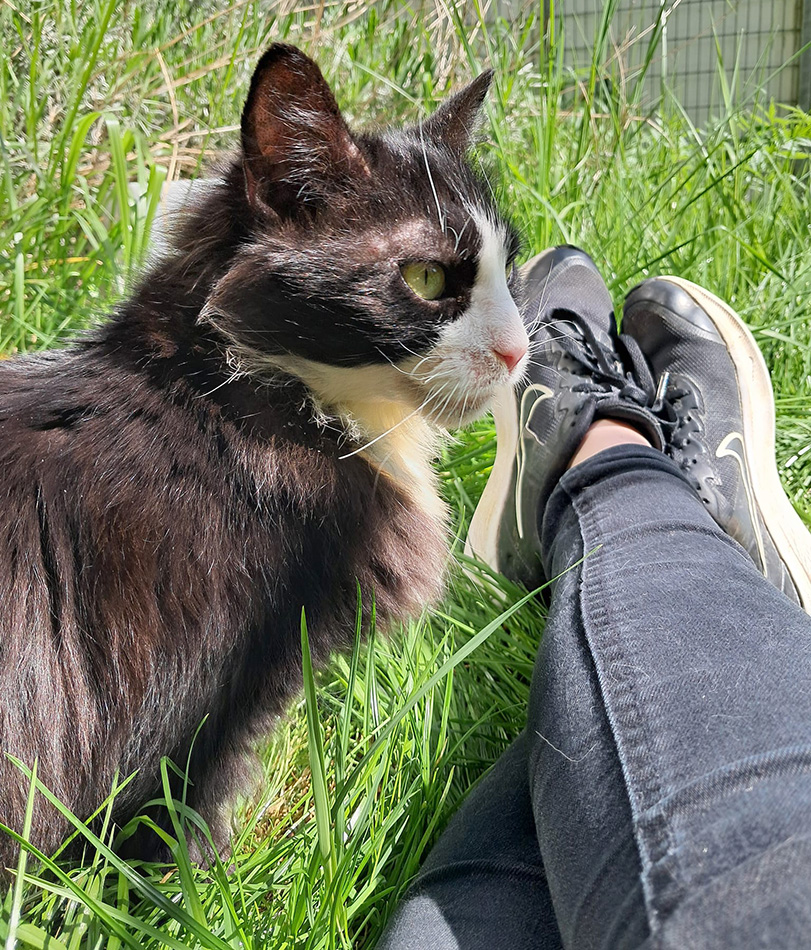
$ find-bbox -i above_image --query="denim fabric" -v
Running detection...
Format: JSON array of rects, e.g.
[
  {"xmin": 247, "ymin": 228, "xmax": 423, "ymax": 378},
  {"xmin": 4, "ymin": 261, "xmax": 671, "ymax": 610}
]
[{"xmin": 377, "ymin": 445, "xmax": 811, "ymax": 949}]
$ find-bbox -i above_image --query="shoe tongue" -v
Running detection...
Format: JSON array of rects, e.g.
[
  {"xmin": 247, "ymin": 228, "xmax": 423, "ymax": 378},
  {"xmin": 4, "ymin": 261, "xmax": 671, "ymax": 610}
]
[
  {"xmin": 618, "ymin": 333, "xmax": 657, "ymax": 400},
  {"xmin": 531, "ymin": 259, "xmax": 615, "ymax": 337},
  {"xmin": 551, "ymin": 307, "xmax": 617, "ymax": 370}
]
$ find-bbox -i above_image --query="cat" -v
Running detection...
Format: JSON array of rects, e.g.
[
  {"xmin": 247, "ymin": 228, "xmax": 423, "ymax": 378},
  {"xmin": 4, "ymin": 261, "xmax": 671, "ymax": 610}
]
[{"xmin": 0, "ymin": 43, "xmax": 529, "ymax": 872}]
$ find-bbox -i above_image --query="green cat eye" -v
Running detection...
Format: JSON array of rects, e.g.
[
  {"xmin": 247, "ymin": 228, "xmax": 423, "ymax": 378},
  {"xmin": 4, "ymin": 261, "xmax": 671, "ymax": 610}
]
[{"xmin": 400, "ymin": 261, "xmax": 446, "ymax": 300}]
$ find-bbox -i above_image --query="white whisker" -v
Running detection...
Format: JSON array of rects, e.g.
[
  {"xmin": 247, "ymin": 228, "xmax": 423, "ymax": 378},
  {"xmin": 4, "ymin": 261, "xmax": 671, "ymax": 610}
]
[
  {"xmin": 418, "ymin": 119, "xmax": 446, "ymax": 234},
  {"xmin": 337, "ymin": 392, "xmax": 436, "ymax": 460},
  {"xmin": 458, "ymin": 392, "xmax": 469, "ymax": 429},
  {"xmin": 396, "ymin": 342, "xmax": 427, "ymax": 360},
  {"xmin": 431, "ymin": 379, "xmax": 462, "ymax": 424}
]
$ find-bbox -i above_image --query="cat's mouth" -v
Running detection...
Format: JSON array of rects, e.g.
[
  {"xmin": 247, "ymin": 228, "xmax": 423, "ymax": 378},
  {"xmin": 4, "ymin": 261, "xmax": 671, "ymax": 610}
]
[{"xmin": 400, "ymin": 349, "xmax": 523, "ymax": 431}]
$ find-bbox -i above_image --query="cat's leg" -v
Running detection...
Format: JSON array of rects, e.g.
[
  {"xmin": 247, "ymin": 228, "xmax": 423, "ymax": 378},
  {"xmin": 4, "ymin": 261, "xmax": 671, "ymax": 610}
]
[
  {"xmin": 182, "ymin": 741, "xmax": 253, "ymax": 865},
  {"xmin": 172, "ymin": 710, "xmax": 271, "ymax": 867},
  {"xmin": 113, "ymin": 722, "xmax": 254, "ymax": 868}
]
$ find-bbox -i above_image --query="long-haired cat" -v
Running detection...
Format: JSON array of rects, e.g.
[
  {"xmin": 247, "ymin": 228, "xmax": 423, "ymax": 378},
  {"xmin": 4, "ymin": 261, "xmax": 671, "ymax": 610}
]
[{"xmin": 0, "ymin": 43, "xmax": 528, "ymax": 871}]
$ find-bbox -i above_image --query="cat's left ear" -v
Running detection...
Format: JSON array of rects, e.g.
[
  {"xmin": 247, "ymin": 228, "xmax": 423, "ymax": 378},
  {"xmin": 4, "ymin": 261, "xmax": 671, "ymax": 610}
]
[
  {"xmin": 241, "ymin": 44, "xmax": 369, "ymax": 220},
  {"xmin": 420, "ymin": 70, "xmax": 494, "ymax": 153}
]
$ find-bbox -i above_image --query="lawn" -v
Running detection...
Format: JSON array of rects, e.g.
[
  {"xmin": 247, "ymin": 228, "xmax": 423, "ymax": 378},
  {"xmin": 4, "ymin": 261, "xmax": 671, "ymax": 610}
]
[{"xmin": 1, "ymin": 1, "xmax": 810, "ymax": 947}]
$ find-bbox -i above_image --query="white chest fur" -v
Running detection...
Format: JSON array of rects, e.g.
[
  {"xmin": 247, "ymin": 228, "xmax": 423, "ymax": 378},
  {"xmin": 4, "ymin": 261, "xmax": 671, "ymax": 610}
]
[{"xmin": 272, "ymin": 358, "xmax": 448, "ymax": 526}]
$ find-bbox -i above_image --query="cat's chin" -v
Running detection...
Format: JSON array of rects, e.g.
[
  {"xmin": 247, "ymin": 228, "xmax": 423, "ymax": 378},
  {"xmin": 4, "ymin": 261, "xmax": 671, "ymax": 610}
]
[{"xmin": 422, "ymin": 388, "xmax": 500, "ymax": 430}]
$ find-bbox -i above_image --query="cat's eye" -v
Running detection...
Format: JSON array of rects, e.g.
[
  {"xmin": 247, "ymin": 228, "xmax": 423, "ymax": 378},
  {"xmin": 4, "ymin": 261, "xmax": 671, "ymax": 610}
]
[{"xmin": 400, "ymin": 261, "xmax": 446, "ymax": 301}]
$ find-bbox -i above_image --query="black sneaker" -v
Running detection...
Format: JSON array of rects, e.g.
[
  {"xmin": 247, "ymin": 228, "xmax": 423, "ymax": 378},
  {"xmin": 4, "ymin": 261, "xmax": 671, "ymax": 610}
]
[
  {"xmin": 466, "ymin": 246, "xmax": 664, "ymax": 588},
  {"xmin": 623, "ymin": 276, "xmax": 811, "ymax": 611}
]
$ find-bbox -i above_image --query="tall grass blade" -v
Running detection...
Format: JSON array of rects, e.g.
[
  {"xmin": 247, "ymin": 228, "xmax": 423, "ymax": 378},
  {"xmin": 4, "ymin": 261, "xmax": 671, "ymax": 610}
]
[
  {"xmin": 300, "ymin": 610, "xmax": 336, "ymax": 884},
  {"xmin": 105, "ymin": 118, "xmax": 133, "ymax": 269},
  {"xmin": 4, "ymin": 760, "xmax": 37, "ymax": 950},
  {"xmin": 337, "ymin": 579, "xmax": 550, "ymax": 806},
  {"xmin": 158, "ymin": 758, "xmax": 209, "ymax": 929}
]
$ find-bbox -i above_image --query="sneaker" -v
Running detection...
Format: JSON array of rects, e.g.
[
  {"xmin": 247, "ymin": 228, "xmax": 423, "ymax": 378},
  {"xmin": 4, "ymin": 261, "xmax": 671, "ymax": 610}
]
[
  {"xmin": 623, "ymin": 277, "xmax": 811, "ymax": 611},
  {"xmin": 466, "ymin": 246, "xmax": 664, "ymax": 589}
]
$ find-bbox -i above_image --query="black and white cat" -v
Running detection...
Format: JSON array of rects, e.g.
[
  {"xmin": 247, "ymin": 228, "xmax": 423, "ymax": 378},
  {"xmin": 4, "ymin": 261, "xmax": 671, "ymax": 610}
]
[{"xmin": 0, "ymin": 44, "xmax": 528, "ymax": 869}]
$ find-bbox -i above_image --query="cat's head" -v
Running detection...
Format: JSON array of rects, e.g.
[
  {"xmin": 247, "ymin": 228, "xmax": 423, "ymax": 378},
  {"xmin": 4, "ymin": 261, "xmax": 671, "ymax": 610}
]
[{"xmin": 200, "ymin": 44, "xmax": 529, "ymax": 433}]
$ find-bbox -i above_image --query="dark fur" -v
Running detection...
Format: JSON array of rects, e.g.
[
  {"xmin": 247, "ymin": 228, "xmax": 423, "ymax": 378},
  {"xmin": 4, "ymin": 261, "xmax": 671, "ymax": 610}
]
[{"xmin": 0, "ymin": 45, "xmax": 514, "ymax": 871}]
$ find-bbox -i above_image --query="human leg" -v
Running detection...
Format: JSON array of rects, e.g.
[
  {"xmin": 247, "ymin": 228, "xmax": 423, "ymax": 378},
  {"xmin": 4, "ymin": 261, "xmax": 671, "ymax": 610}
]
[
  {"xmin": 524, "ymin": 276, "xmax": 811, "ymax": 948},
  {"xmin": 529, "ymin": 440, "xmax": 811, "ymax": 949},
  {"xmin": 381, "ymin": 250, "xmax": 811, "ymax": 949},
  {"xmin": 567, "ymin": 418, "xmax": 652, "ymax": 468}
]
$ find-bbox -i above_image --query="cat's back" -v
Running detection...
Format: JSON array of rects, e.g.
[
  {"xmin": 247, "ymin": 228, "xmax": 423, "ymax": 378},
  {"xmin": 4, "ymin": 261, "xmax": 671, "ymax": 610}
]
[
  {"xmin": 0, "ymin": 340, "xmax": 238, "ymax": 490},
  {"xmin": 0, "ymin": 349, "xmax": 88, "ymax": 431},
  {"xmin": 0, "ymin": 345, "xmax": 143, "ymax": 456}
]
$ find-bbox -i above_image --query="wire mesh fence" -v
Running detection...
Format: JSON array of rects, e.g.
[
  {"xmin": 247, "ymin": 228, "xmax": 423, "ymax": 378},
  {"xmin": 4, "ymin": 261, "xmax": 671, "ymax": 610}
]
[{"xmin": 495, "ymin": 0, "xmax": 809, "ymax": 125}]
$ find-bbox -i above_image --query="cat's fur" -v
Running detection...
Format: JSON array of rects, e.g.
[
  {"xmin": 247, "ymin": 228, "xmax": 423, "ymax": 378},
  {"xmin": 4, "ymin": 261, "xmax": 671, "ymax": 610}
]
[{"xmin": 0, "ymin": 44, "xmax": 528, "ymax": 871}]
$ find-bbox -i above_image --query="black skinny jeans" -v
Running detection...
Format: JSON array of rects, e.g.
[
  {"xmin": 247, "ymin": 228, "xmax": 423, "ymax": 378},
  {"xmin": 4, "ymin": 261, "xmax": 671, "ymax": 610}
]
[{"xmin": 379, "ymin": 445, "xmax": 811, "ymax": 949}]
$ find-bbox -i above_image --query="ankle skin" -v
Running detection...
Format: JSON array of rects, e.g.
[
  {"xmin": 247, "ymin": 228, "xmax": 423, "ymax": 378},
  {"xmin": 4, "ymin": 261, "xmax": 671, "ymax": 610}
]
[{"xmin": 568, "ymin": 419, "xmax": 653, "ymax": 470}]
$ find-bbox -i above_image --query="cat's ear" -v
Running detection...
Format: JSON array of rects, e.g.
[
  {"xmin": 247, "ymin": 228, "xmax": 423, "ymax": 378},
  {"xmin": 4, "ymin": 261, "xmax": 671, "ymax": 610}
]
[
  {"xmin": 420, "ymin": 70, "xmax": 494, "ymax": 153},
  {"xmin": 240, "ymin": 44, "xmax": 369, "ymax": 220}
]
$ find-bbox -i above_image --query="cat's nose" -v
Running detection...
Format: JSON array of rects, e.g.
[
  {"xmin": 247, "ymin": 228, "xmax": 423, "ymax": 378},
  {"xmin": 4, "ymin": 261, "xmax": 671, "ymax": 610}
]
[{"xmin": 493, "ymin": 343, "xmax": 528, "ymax": 374}]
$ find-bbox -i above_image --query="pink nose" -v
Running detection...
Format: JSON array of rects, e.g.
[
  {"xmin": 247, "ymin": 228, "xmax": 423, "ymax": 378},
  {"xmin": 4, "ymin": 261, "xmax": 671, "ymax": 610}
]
[{"xmin": 493, "ymin": 343, "xmax": 528, "ymax": 374}]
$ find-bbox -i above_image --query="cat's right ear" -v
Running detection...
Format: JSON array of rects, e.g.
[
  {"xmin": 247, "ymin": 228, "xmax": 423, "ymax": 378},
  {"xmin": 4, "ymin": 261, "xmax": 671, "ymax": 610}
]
[
  {"xmin": 240, "ymin": 44, "xmax": 369, "ymax": 221},
  {"xmin": 420, "ymin": 69, "xmax": 494, "ymax": 153}
]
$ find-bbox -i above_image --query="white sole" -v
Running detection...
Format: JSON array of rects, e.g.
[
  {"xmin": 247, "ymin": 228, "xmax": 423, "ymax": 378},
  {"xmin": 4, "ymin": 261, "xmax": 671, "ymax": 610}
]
[
  {"xmin": 662, "ymin": 277, "xmax": 811, "ymax": 613},
  {"xmin": 464, "ymin": 382, "xmax": 520, "ymax": 571},
  {"xmin": 464, "ymin": 250, "xmax": 555, "ymax": 572}
]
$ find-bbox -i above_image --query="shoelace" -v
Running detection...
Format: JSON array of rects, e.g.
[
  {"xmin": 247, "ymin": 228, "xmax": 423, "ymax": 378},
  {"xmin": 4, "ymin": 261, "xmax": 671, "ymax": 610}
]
[
  {"xmin": 554, "ymin": 312, "xmax": 662, "ymax": 410},
  {"xmin": 656, "ymin": 381, "xmax": 700, "ymax": 447}
]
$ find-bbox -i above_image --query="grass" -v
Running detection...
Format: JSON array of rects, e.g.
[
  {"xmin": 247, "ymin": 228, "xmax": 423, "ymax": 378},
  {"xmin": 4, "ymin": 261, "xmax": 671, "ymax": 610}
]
[{"xmin": 1, "ymin": 1, "xmax": 810, "ymax": 946}]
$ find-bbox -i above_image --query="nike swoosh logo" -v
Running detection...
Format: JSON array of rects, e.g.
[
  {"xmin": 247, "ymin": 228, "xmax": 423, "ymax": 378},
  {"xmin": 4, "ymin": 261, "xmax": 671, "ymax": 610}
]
[
  {"xmin": 716, "ymin": 431, "xmax": 767, "ymax": 572},
  {"xmin": 515, "ymin": 383, "xmax": 554, "ymax": 539}
]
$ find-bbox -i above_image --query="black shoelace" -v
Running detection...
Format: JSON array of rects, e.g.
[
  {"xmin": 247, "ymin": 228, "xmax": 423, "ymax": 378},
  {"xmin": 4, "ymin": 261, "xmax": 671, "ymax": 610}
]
[{"xmin": 553, "ymin": 312, "xmax": 663, "ymax": 411}]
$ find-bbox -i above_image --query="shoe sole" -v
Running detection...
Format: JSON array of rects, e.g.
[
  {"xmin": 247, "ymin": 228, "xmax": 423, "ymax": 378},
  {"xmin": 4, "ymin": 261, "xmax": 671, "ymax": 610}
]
[
  {"xmin": 465, "ymin": 249, "xmax": 556, "ymax": 572},
  {"xmin": 465, "ymin": 381, "xmax": 520, "ymax": 572},
  {"xmin": 660, "ymin": 277, "xmax": 811, "ymax": 613}
]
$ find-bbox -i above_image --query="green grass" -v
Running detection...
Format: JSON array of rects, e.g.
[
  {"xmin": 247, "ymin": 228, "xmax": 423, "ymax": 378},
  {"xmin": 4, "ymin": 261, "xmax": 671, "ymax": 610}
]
[{"xmin": 1, "ymin": 1, "xmax": 810, "ymax": 946}]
